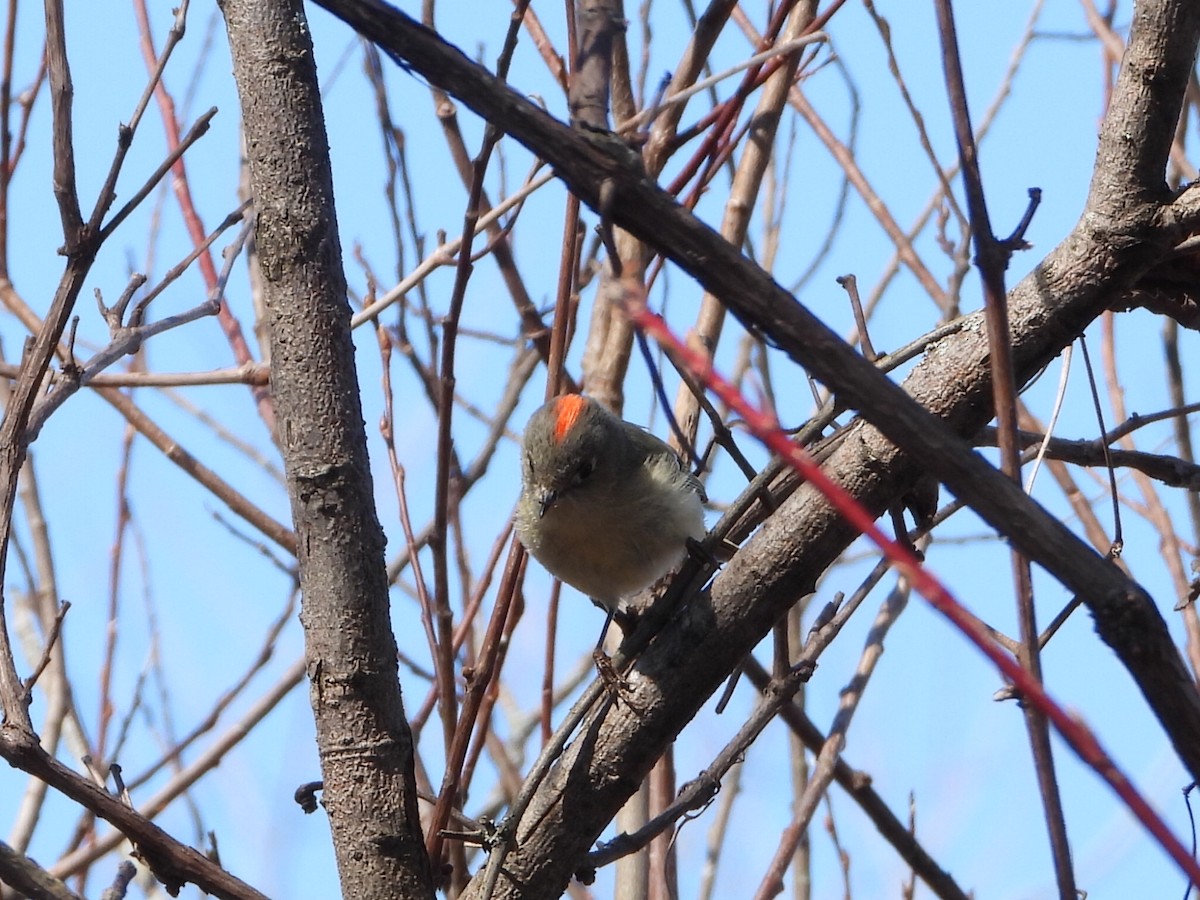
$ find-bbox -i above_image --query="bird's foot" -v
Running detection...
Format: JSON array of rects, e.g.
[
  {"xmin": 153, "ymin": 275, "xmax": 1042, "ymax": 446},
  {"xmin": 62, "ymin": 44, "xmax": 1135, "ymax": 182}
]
[{"xmin": 593, "ymin": 649, "xmax": 646, "ymax": 715}]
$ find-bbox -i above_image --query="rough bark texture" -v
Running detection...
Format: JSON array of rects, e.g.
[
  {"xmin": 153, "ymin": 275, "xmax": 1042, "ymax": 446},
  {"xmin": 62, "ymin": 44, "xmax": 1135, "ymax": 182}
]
[
  {"xmin": 305, "ymin": 1, "xmax": 1200, "ymax": 897},
  {"xmin": 569, "ymin": 0, "xmax": 619, "ymax": 130},
  {"xmin": 219, "ymin": 1, "xmax": 433, "ymax": 897}
]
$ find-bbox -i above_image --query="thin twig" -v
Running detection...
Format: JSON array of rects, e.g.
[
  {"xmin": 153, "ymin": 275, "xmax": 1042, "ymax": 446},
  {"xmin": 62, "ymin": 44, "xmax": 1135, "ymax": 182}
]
[
  {"xmin": 18, "ymin": 600, "xmax": 69, "ymax": 700},
  {"xmin": 932, "ymin": 1, "xmax": 1070, "ymax": 892}
]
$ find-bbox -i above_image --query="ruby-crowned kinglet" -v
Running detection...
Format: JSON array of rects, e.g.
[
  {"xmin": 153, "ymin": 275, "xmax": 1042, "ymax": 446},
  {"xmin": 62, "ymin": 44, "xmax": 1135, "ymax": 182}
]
[{"xmin": 514, "ymin": 393, "xmax": 706, "ymax": 628}]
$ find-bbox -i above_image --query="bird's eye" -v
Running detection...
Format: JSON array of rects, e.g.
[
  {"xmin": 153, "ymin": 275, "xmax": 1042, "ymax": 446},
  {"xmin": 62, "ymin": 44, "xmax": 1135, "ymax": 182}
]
[{"xmin": 574, "ymin": 458, "xmax": 595, "ymax": 483}]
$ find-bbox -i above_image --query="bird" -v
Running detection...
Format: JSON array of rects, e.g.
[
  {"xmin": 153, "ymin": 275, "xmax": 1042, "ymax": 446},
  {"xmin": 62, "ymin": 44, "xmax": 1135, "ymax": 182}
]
[{"xmin": 514, "ymin": 393, "xmax": 707, "ymax": 646}]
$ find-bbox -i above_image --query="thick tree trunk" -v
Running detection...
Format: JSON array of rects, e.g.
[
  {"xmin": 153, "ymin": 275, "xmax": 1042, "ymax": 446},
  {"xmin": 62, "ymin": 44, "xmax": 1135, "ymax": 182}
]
[{"xmin": 219, "ymin": 1, "xmax": 433, "ymax": 897}]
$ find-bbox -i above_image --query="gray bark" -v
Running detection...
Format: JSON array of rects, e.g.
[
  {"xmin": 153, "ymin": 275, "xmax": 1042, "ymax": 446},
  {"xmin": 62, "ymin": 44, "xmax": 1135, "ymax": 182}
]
[{"xmin": 219, "ymin": 0, "xmax": 433, "ymax": 897}]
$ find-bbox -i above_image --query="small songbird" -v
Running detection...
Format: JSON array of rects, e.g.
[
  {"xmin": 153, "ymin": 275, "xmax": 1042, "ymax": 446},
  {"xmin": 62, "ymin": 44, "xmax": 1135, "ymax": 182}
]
[{"xmin": 514, "ymin": 393, "xmax": 706, "ymax": 641}]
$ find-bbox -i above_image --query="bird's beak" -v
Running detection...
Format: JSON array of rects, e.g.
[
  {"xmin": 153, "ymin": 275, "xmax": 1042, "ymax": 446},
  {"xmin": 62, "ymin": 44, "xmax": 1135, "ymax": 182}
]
[{"xmin": 538, "ymin": 489, "xmax": 558, "ymax": 518}]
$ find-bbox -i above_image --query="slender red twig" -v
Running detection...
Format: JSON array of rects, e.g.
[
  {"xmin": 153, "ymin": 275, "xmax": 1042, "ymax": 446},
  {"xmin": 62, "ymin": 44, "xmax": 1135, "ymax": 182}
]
[{"xmin": 624, "ymin": 297, "xmax": 1200, "ymax": 887}]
